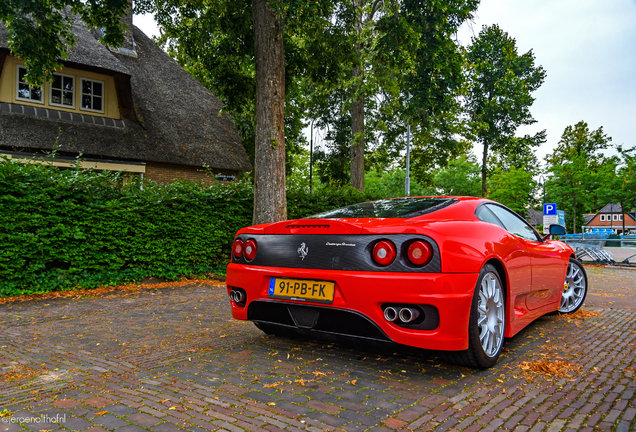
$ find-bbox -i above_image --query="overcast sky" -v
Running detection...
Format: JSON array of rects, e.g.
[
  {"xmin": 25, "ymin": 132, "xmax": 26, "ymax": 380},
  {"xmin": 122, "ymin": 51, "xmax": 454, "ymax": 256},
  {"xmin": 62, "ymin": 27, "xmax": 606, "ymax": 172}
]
[
  {"xmin": 457, "ymin": 0, "xmax": 636, "ymax": 164},
  {"xmin": 135, "ymin": 0, "xmax": 636, "ymax": 164}
]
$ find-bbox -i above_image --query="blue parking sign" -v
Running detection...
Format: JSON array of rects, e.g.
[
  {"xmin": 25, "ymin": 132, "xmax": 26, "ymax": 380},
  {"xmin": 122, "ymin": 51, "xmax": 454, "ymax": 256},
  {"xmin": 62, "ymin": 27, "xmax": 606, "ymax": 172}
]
[{"xmin": 543, "ymin": 203, "xmax": 557, "ymax": 216}]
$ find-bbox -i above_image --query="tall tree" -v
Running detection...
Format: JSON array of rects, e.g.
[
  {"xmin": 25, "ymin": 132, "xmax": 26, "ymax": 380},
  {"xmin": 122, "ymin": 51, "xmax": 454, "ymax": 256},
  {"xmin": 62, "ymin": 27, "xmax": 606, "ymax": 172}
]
[
  {"xmin": 377, "ymin": 0, "xmax": 478, "ymax": 187},
  {"xmin": 544, "ymin": 121, "xmax": 612, "ymax": 233},
  {"xmin": 137, "ymin": 0, "xmax": 334, "ymax": 223},
  {"xmin": 252, "ymin": 0, "xmax": 286, "ymax": 223},
  {"xmin": 465, "ymin": 24, "xmax": 546, "ymax": 197},
  {"xmin": 1, "ymin": 0, "xmax": 129, "ymax": 86},
  {"xmin": 597, "ymin": 147, "xmax": 636, "ymax": 233},
  {"xmin": 304, "ymin": 0, "xmax": 478, "ymax": 192}
]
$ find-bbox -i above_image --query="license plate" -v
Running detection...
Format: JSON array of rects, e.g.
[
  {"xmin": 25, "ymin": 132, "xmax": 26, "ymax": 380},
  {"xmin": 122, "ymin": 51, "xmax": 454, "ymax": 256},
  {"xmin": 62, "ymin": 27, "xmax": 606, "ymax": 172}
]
[{"xmin": 268, "ymin": 278, "xmax": 335, "ymax": 303}]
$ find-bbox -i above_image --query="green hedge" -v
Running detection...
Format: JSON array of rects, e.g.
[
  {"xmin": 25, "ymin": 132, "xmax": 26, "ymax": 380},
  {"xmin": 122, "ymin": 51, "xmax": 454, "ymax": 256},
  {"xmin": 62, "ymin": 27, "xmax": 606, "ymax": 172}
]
[{"xmin": 0, "ymin": 160, "xmax": 374, "ymax": 296}]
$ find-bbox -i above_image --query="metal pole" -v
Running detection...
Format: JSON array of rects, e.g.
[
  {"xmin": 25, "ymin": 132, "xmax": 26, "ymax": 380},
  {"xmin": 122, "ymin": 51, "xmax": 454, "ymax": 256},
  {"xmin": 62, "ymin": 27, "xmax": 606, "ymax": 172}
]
[
  {"xmin": 309, "ymin": 120, "xmax": 313, "ymax": 193},
  {"xmin": 405, "ymin": 124, "xmax": 411, "ymax": 197},
  {"xmin": 543, "ymin": 184, "xmax": 545, "ymax": 204}
]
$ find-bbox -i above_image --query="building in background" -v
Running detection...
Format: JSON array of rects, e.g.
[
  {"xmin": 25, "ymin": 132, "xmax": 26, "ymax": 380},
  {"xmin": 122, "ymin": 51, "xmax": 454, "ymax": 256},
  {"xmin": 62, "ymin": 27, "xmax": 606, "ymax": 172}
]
[
  {"xmin": 0, "ymin": 9, "xmax": 251, "ymax": 184},
  {"xmin": 584, "ymin": 203, "xmax": 636, "ymax": 234}
]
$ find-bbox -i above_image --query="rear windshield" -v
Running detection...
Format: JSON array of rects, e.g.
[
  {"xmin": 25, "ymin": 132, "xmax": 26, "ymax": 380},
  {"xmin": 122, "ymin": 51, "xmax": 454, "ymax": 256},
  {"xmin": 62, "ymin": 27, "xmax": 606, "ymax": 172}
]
[{"xmin": 308, "ymin": 197, "xmax": 457, "ymax": 219}]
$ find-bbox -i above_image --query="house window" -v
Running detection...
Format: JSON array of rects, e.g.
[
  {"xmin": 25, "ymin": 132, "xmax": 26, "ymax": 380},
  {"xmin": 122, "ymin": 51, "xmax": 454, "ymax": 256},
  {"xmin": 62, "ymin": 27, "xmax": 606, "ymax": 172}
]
[
  {"xmin": 620, "ymin": 214, "xmax": 623, "ymax": 221},
  {"xmin": 600, "ymin": 215, "xmax": 605, "ymax": 221},
  {"xmin": 50, "ymin": 73, "xmax": 75, "ymax": 108},
  {"xmin": 614, "ymin": 214, "xmax": 619, "ymax": 221},
  {"xmin": 80, "ymin": 78, "xmax": 104, "ymax": 113},
  {"xmin": 16, "ymin": 66, "xmax": 44, "ymax": 104}
]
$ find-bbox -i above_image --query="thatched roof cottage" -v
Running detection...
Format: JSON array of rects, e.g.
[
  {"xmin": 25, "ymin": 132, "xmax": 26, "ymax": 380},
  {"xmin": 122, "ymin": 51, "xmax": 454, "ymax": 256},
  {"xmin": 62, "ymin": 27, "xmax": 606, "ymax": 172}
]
[{"xmin": 0, "ymin": 10, "xmax": 251, "ymax": 183}]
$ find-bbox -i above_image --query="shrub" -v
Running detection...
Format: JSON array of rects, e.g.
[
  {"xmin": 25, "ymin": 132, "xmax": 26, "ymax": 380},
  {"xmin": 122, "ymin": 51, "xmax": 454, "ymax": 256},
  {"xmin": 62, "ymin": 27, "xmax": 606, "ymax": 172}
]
[
  {"xmin": 0, "ymin": 160, "xmax": 378, "ymax": 296},
  {"xmin": 0, "ymin": 160, "xmax": 252, "ymax": 296}
]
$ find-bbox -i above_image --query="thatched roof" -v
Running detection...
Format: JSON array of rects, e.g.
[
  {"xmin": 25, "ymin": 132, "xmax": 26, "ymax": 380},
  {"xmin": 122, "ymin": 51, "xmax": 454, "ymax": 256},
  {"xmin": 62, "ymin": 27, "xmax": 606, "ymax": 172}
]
[
  {"xmin": 0, "ymin": 10, "xmax": 129, "ymax": 75},
  {"xmin": 0, "ymin": 18, "xmax": 251, "ymax": 172}
]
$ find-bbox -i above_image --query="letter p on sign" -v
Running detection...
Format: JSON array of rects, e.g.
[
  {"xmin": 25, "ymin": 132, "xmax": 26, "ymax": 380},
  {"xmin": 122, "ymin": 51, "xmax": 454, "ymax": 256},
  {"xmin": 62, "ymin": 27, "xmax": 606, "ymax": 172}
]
[{"xmin": 543, "ymin": 203, "xmax": 557, "ymax": 216}]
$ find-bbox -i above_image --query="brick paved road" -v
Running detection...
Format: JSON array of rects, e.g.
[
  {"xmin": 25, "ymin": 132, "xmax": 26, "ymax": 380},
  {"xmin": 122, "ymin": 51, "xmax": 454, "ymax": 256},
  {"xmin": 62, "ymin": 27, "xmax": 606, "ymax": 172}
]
[{"xmin": 1, "ymin": 268, "xmax": 635, "ymax": 432}]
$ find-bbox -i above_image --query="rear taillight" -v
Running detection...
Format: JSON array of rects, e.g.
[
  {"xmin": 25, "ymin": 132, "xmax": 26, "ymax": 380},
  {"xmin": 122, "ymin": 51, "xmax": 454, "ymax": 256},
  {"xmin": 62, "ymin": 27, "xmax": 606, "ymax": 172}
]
[
  {"xmin": 407, "ymin": 240, "xmax": 433, "ymax": 266},
  {"xmin": 244, "ymin": 239, "xmax": 257, "ymax": 260},
  {"xmin": 372, "ymin": 240, "xmax": 396, "ymax": 266},
  {"xmin": 232, "ymin": 238, "xmax": 243, "ymax": 258}
]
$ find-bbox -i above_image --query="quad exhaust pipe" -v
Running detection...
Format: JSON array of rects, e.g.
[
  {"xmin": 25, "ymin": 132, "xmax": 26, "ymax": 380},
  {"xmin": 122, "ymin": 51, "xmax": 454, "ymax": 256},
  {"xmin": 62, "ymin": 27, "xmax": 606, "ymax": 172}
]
[{"xmin": 383, "ymin": 305, "xmax": 422, "ymax": 323}]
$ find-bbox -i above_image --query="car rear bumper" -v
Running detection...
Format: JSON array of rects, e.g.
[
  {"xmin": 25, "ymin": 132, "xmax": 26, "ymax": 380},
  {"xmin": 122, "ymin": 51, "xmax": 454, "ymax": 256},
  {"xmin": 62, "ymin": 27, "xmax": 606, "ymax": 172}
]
[{"xmin": 226, "ymin": 264, "xmax": 479, "ymax": 351}]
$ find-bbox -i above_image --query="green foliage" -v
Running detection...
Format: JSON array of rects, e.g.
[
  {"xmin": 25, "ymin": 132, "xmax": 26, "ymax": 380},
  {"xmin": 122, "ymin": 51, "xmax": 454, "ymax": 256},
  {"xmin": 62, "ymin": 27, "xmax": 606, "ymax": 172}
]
[
  {"xmin": 0, "ymin": 159, "xmax": 254, "ymax": 296},
  {"xmin": 432, "ymin": 155, "xmax": 481, "ymax": 197},
  {"xmin": 138, "ymin": 0, "xmax": 332, "ymax": 176},
  {"xmin": 364, "ymin": 169, "xmax": 433, "ymax": 199},
  {"xmin": 0, "ymin": 160, "xmax": 384, "ymax": 297},
  {"xmin": 544, "ymin": 121, "xmax": 612, "ymax": 233},
  {"xmin": 307, "ymin": 0, "xmax": 479, "ymax": 189},
  {"xmin": 1, "ymin": 0, "xmax": 129, "ymax": 87},
  {"xmin": 287, "ymin": 184, "xmax": 369, "ymax": 219},
  {"xmin": 137, "ymin": 0, "xmax": 478, "ymax": 191},
  {"xmin": 595, "ymin": 146, "xmax": 636, "ymax": 232},
  {"xmin": 465, "ymin": 24, "xmax": 546, "ymax": 196},
  {"xmin": 488, "ymin": 168, "xmax": 536, "ymax": 217}
]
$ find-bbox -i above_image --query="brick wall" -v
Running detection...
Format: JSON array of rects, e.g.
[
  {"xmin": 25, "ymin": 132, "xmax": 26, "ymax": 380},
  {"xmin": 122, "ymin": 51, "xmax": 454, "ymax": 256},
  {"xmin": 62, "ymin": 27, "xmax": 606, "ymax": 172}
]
[
  {"xmin": 587, "ymin": 213, "xmax": 636, "ymax": 228},
  {"xmin": 144, "ymin": 162, "xmax": 239, "ymax": 185}
]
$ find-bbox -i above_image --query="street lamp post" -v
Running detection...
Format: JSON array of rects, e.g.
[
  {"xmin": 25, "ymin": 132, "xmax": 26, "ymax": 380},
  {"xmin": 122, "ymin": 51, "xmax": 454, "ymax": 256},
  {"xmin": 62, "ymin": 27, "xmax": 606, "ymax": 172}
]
[
  {"xmin": 538, "ymin": 175, "xmax": 546, "ymax": 204},
  {"xmin": 405, "ymin": 124, "xmax": 411, "ymax": 197},
  {"xmin": 309, "ymin": 119, "xmax": 314, "ymax": 193}
]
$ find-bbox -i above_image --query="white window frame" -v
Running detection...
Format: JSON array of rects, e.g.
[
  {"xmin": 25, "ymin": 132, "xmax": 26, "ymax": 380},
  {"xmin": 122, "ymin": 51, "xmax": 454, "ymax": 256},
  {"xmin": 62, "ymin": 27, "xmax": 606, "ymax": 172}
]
[
  {"xmin": 620, "ymin": 214, "xmax": 623, "ymax": 221},
  {"xmin": 614, "ymin": 214, "xmax": 619, "ymax": 221},
  {"xmin": 49, "ymin": 72, "xmax": 76, "ymax": 109},
  {"xmin": 600, "ymin": 215, "xmax": 605, "ymax": 221},
  {"xmin": 79, "ymin": 77, "xmax": 105, "ymax": 114},
  {"xmin": 15, "ymin": 65, "xmax": 44, "ymax": 105}
]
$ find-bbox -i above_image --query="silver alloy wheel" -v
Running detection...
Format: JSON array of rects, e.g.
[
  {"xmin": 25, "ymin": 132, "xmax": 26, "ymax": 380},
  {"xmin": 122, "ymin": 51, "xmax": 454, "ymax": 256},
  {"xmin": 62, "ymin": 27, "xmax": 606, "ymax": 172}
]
[
  {"xmin": 559, "ymin": 261, "xmax": 586, "ymax": 313},
  {"xmin": 477, "ymin": 272, "xmax": 505, "ymax": 358}
]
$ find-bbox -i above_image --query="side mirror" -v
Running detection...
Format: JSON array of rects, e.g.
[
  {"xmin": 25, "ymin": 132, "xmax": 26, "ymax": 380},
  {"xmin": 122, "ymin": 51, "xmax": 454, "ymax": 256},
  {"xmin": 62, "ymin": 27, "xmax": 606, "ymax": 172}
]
[
  {"xmin": 543, "ymin": 224, "xmax": 566, "ymax": 241},
  {"xmin": 549, "ymin": 224, "xmax": 566, "ymax": 236},
  {"xmin": 550, "ymin": 225, "xmax": 565, "ymax": 235}
]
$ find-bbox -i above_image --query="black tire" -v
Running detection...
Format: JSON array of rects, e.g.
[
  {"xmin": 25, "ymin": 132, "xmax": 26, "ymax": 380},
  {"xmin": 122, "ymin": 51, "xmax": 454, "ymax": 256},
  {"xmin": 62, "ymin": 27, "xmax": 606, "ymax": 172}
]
[
  {"xmin": 445, "ymin": 263, "xmax": 506, "ymax": 369},
  {"xmin": 559, "ymin": 257, "xmax": 588, "ymax": 314}
]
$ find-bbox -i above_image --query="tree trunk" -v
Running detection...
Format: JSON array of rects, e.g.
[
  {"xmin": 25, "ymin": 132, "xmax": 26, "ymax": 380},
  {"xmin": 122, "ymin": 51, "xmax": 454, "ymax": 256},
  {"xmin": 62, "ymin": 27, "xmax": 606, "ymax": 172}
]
[
  {"xmin": 252, "ymin": 0, "xmax": 286, "ymax": 225},
  {"xmin": 350, "ymin": 66, "xmax": 365, "ymax": 192},
  {"xmin": 481, "ymin": 139, "xmax": 489, "ymax": 197},
  {"xmin": 572, "ymin": 196, "xmax": 577, "ymax": 234}
]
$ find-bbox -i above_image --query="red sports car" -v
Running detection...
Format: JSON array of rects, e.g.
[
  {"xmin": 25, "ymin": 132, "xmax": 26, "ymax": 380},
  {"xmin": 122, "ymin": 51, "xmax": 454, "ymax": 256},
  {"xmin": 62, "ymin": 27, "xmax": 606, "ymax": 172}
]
[{"xmin": 226, "ymin": 197, "xmax": 588, "ymax": 368}]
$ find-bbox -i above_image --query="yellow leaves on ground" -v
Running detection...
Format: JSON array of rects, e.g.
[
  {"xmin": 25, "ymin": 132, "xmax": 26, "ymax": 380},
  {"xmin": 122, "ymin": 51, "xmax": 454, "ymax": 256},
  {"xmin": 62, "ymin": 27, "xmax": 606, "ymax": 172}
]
[
  {"xmin": 0, "ymin": 365, "xmax": 48, "ymax": 382},
  {"xmin": 0, "ymin": 277, "xmax": 224, "ymax": 305},
  {"xmin": 519, "ymin": 360, "xmax": 582, "ymax": 377},
  {"xmin": 561, "ymin": 309, "xmax": 600, "ymax": 320},
  {"xmin": 263, "ymin": 381, "xmax": 289, "ymax": 388}
]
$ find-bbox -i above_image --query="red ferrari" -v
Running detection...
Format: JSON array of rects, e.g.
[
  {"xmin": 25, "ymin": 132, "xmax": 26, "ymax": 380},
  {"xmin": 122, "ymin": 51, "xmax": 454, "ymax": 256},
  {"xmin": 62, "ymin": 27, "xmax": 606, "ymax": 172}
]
[{"xmin": 226, "ymin": 197, "xmax": 588, "ymax": 368}]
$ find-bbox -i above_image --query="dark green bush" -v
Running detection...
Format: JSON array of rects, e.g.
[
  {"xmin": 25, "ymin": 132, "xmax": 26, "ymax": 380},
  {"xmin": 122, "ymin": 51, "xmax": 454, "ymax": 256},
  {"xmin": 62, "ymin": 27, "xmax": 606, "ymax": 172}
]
[{"xmin": 0, "ymin": 160, "xmax": 375, "ymax": 296}]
